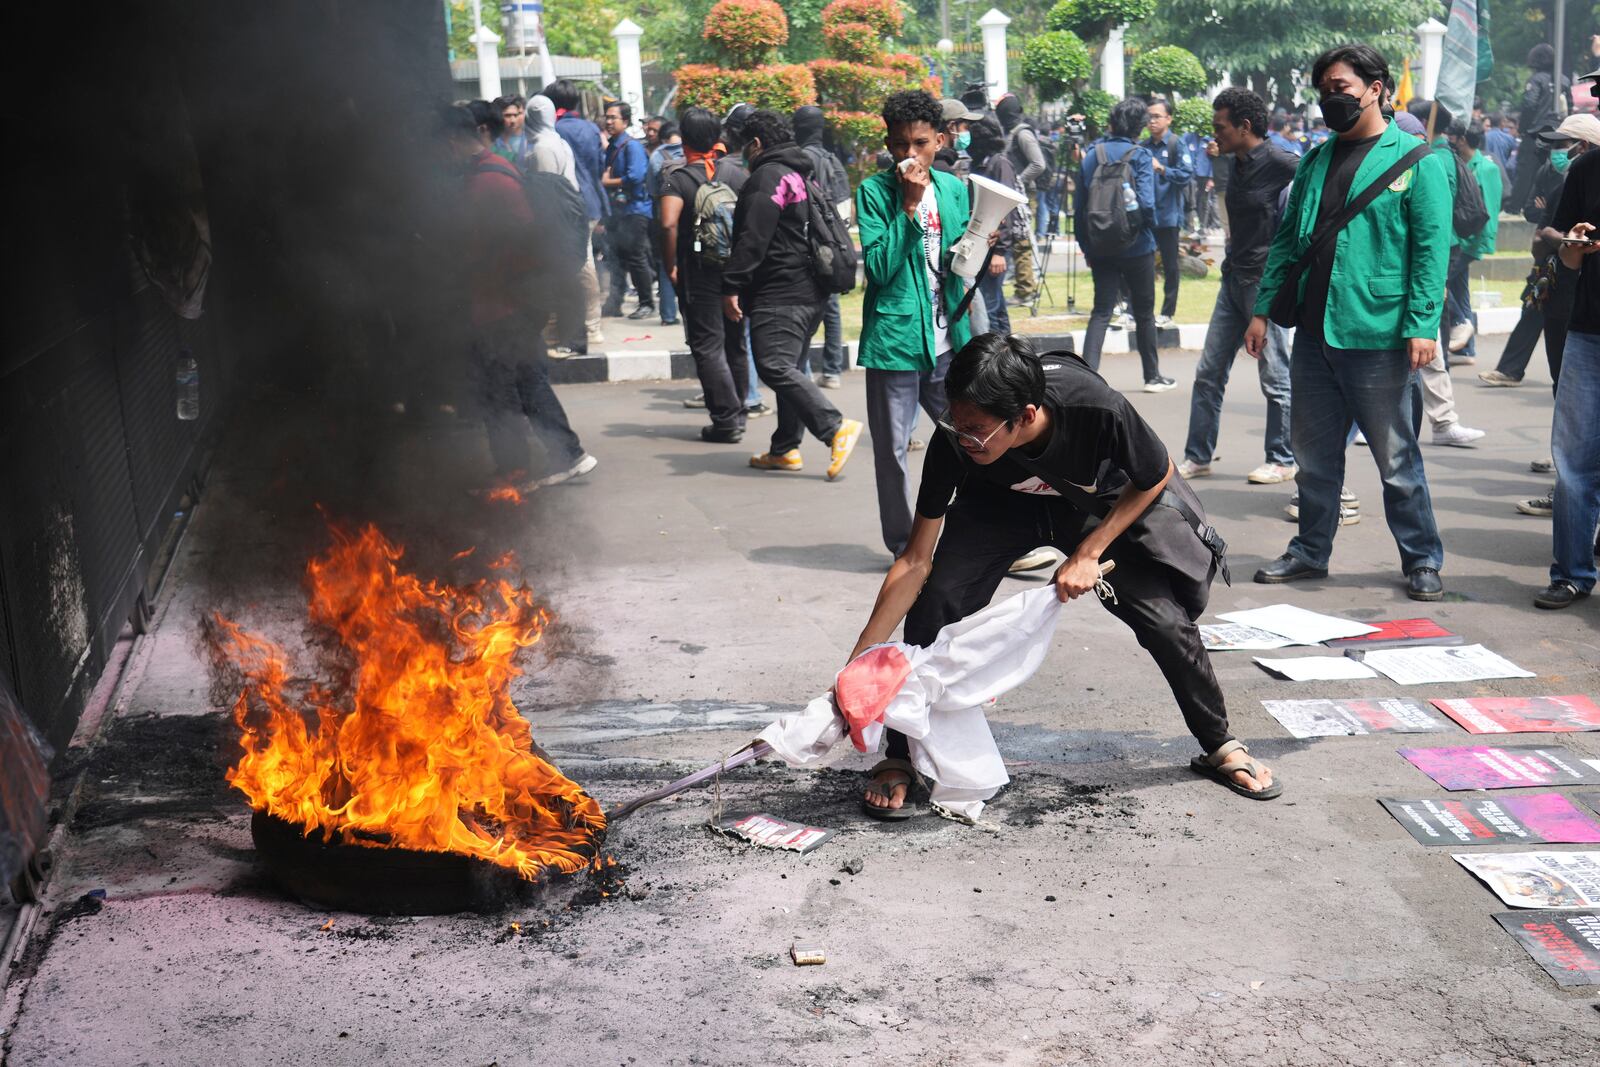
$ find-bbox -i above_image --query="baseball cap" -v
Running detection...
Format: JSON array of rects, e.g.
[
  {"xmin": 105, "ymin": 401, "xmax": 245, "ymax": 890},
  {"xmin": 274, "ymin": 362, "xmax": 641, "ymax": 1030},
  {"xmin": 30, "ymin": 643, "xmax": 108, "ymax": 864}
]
[
  {"xmin": 1537, "ymin": 113, "xmax": 1600, "ymax": 148},
  {"xmin": 941, "ymin": 98, "xmax": 983, "ymax": 123},
  {"xmin": 723, "ymin": 102, "xmax": 754, "ymax": 131}
]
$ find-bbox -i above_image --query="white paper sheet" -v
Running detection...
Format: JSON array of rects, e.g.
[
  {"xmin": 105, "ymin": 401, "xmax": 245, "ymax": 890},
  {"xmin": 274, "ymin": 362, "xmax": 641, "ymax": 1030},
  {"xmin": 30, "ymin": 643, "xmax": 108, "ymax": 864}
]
[
  {"xmin": 1252, "ymin": 655, "xmax": 1379, "ymax": 681},
  {"xmin": 1362, "ymin": 644, "xmax": 1535, "ymax": 686},
  {"xmin": 1199, "ymin": 623, "xmax": 1300, "ymax": 651},
  {"xmin": 1218, "ymin": 604, "xmax": 1380, "ymax": 644},
  {"xmin": 1453, "ymin": 851, "xmax": 1600, "ymax": 909}
]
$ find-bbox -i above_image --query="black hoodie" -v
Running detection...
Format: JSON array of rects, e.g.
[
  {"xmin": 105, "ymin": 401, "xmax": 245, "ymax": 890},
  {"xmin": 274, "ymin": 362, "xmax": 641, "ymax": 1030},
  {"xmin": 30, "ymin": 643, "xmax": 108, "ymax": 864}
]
[{"xmin": 721, "ymin": 142, "xmax": 824, "ymax": 307}]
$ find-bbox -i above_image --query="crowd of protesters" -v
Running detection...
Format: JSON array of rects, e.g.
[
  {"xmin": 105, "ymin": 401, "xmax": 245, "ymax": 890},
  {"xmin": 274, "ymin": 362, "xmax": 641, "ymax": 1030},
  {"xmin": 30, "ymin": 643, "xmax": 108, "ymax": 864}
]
[{"xmin": 448, "ymin": 36, "xmax": 1598, "ymax": 618}]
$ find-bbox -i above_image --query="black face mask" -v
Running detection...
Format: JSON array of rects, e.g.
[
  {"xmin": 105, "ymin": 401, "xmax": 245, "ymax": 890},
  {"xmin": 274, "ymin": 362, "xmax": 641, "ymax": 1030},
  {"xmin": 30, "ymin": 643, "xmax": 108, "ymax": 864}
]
[{"xmin": 1320, "ymin": 91, "xmax": 1367, "ymax": 134}]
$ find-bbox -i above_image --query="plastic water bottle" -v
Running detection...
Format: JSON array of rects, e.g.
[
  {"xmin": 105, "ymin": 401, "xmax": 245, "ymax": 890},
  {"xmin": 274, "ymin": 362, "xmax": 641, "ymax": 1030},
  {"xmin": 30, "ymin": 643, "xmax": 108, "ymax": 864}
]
[
  {"xmin": 175, "ymin": 348, "xmax": 199, "ymax": 421},
  {"xmin": 1121, "ymin": 181, "xmax": 1138, "ymax": 215}
]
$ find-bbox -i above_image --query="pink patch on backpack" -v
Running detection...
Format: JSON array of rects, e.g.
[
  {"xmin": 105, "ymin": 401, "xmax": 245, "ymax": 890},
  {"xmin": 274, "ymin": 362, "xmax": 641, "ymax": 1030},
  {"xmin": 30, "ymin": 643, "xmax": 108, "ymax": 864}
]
[{"xmin": 771, "ymin": 172, "xmax": 809, "ymax": 208}]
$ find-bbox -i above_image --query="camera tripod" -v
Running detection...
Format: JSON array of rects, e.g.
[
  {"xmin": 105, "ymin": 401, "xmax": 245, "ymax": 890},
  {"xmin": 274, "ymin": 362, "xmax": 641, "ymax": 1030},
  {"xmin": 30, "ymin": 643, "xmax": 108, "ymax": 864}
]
[{"xmin": 1028, "ymin": 169, "xmax": 1076, "ymax": 318}]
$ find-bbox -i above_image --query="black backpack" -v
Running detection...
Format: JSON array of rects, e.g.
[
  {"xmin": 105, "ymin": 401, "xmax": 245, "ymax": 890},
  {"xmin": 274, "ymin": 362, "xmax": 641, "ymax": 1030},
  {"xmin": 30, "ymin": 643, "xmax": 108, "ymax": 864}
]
[
  {"xmin": 802, "ymin": 175, "xmax": 858, "ymax": 294},
  {"xmin": 1083, "ymin": 143, "xmax": 1140, "ymax": 255},
  {"xmin": 480, "ymin": 158, "xmax": 590, "ymax": 272},
  {"xmin": 1449, "ymin": 153, "xmax": 1491, "ymax": 239}
]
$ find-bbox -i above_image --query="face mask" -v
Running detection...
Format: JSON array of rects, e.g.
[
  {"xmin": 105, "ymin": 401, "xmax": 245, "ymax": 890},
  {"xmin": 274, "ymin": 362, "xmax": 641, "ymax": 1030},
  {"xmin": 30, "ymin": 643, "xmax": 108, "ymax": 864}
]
[
  {"xmin": 1319, "ymin": 91, "xmax": 1367, "ymax": 134},
  {"xmin": 1550, "ymin": 149, "xmax": 1571, "ymax": 173},
  {"xmin": 955, "ymin": 132, "xmax": 971, "ymax": 151}
]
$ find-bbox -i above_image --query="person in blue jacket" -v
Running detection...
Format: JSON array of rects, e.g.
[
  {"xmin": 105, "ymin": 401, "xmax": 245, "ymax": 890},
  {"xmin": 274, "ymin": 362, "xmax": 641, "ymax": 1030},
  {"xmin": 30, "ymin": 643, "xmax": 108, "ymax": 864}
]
[
  {"xmin": 543, "ymin": 79, "xmax": 606, "ymax": 342},
  {"xmin": 1075, "ymin": 97, "xmax": 1172, "ymax": 390},
  {"xmin": 1181, "ymin": 126, "xmax": 1213, "ymax": 235},
  {"xmin": 1143, "ymin": 99, "xmax": 1194, "ymax": 324}
]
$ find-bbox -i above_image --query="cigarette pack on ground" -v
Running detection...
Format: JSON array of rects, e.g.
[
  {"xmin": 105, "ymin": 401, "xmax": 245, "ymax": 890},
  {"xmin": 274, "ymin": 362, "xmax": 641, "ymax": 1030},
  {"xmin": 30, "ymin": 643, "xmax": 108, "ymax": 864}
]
[
  {"xmin": 790, "ymin": 943, "xmax": 826, "ymax": 966},
  {"xmin": 711, "ymin": 812, "xmax": 834, "ymax": 853}
]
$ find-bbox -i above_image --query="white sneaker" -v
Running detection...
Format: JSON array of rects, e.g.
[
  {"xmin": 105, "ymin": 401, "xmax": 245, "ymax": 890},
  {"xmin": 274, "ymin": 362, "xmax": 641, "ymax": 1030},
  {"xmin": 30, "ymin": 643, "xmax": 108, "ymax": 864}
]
[
  {"xmin": 1284, "ymin": 495, "xmax": 1360, "ymax": 525},
  {"xmin": 1431, "ymin": 423, "xmax": 1486, "ymax": 448},
  {"xmin": 587, "ymin": 326, "xmax": 607, "ymax": 346},
  {"xmin": 1008, "ymin": 548, "xmax": 1059, "ymax": 573},
  {"xmin": 1478, "ymin": 370, "xmax": 1522, "ymax": 387},
  {"xmin": 1531, "ymin": 457, "xmax": 1555, "ymax": 474},
  {"xmin": 528, "ymin": 453, "xmax": 598, "ymax": 489},
  {"xmin": 821, "ymin": 374, "xmax": 843, "ymax": 389},
  {"xmin": 1154, "ymin": 315, "xmax": 1174, "ymax": 328},
  {"xmin": 1352, "ymin": 431, "xmax": 1368, "ymax": 446},
  {"xmin": 1177, "ymin": 459, "xmax": 1212, "ymax": 479},
  {"xmin": 1447, "ymin": 321, "xmax": 1475, "ymax": 352},
  {"xmin": 1516, "ymin": 495, "xmax": 1554, "ymax": 517},
  {"xmin": 1341, "ymin": 486, "xmax": 1359, "ymax": 508},
  {"xmin": 1247, "ymin": 463, "xmax": 1296, "ymax": 484}
]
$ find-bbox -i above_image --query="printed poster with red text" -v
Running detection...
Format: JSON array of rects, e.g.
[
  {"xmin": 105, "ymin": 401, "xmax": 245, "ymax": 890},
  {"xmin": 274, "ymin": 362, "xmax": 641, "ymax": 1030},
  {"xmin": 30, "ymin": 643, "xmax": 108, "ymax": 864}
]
[
  {"xmin": 1494, "ymin": 910, "xmax": 1600, "ymax": 986},
  {"xmin": 1379, "ymin": 794, "xmax": 1600, "ymax": 846},
  {"xmin": 1430, "ymin": 695, "xmax": 1600, "ymax": 734},
  {"xmin": 1398, "ymin": 745, "xmax": 1600, "ymax": 790}
]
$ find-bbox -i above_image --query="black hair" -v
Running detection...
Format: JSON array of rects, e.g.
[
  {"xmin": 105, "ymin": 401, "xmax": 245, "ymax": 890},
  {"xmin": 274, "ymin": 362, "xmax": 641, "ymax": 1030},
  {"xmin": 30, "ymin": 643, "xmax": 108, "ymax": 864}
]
[
  {"xmin": 1311, "ymin": 44, "xmax": 1390, "ymax": 92},
  {"xmin": 493, "ymin": 94, "xmax": 525, "ymax": 112},
  {"xmin": 1146, "ymin": 97, "xmax": 1171, "ymax": 117},
  {"xmin": 1462, "ymin": 126, "xmax": 1483, "ymax": 149},
  {"xmin": 1527, "ymin": 43, "xmax": 1554, "ymax": 72},
  {"xmin": 442, "ymin": 103, "xmax": 480, "ymax": 141},
  {"xmin": 967, "ymin": 113, "xmax": 1006, "ymax": 165},
  {"xmin": 882, "ymin": 89, "xmax": 944, "ymax": 132},
  {"xmin": 658, "ymin": 120, "xmax": 679, "ymax": 141},
  {"xmin": 605, "ymin": 99, "xmax": 633, "ymax": 124},
  {"xmin": 1212, "ymin": 87, "xmax": 1268, "ymax": 138},
  {"xmin": 1270, "ymin": 113, "xmax": 1292, "ymax": 132},
  {"xmin": 542, "ymin": 79, "xmax": 579, "ymax": 112},
  {"xmin": 467, "ymin": 99, "xmax": 503, "ymax": 139},
  {"xmin": 722, "ymin": 103, "xmax": 754, "ymax": 149},
  {"xmin": 1407, "ymin": 98, "xmax": 1453, "ymax": 132},
  {"xmin": 944, "ymin": 334, "xmax": 1046, "ymax": 423},
  {"xmin": 679, "ymin": 107, "xmax": 720, "ymax": 152},
  {"xmin": 1488, "ymin": 111, "xmax": 1507, "ymax": 127},
  {"xmin": 1107, "ymin": 97, "xmax": 1149, "ymax": 140},
  {"xmin": 742, "ymin": 109, "xmax": 793, "ymax": 150}
]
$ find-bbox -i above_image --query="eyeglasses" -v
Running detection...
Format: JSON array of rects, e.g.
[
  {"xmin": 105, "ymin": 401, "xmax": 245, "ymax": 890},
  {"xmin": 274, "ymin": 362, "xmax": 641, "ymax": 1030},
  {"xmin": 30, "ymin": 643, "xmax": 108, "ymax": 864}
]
[{"xmin": 936, "ymin": 417, "xmax": 1009, "ymax": 452}]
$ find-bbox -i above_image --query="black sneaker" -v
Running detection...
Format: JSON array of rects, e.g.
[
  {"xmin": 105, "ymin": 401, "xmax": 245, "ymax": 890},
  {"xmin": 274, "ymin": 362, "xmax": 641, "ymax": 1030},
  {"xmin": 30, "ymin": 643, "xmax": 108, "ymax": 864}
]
[
  {"xmin": 699, "ymin": 425, "xmax": 743, "ymax": 443},
  {"xmin": 745, "ymin": 402, "xmax": 774, "ymax": 419},
  {"xmin": 1406, "ymin": 567, "xmax": 1444, "ymax": 602},
  {"xmin": 1534, "ymin": 580, "xmax": 1589, "ymax": 610},
  {"xmin": 627, "ymin": 305, "xmax": 656, "ymax": 320}
]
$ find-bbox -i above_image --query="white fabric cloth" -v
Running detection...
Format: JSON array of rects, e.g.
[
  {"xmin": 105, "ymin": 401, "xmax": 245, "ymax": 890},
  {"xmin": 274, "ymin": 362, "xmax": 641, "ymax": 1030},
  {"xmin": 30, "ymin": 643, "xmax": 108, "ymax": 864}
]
[
  {"xmin": 758, "ymin": 586, "xmax": 1066, "ymax": 820},
  {"xmin": 916, "ymin": 184, "xmax": 952, "ymax": 357}
]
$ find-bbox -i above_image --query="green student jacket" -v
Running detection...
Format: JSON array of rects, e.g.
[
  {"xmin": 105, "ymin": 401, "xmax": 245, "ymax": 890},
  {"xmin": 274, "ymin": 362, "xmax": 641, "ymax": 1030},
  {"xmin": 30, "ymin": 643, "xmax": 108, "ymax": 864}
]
[
  {"xmin": 1253, "ymin": 121, "xmax": 1451, "ymax": 350},
  {"xmin": 1460, "ymin": 151, "xmax": 1503, "ymax": 261},
  {"xmin": 855, "ymin": 167, "xmax": 974, "ymax": 372}
]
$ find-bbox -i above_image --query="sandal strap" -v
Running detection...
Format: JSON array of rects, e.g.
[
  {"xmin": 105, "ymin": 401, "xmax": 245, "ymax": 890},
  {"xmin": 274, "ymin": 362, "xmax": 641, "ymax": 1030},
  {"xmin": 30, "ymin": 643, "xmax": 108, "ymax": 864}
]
[
  {"xmin": 869, "ymin": 757, "xmax": 916, "ymax": 778},
  {"xmin": 1206, "ymin": 739, "xmax": 1248, "ymax": 768}
]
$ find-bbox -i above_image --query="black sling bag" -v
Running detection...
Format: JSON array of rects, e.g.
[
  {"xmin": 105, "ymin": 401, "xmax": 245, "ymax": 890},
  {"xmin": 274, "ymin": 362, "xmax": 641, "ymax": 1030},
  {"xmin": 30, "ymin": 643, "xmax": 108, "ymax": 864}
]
[{"xmin": 1267, "ymin": 143, "xmax": 1431, "ymax": 328}]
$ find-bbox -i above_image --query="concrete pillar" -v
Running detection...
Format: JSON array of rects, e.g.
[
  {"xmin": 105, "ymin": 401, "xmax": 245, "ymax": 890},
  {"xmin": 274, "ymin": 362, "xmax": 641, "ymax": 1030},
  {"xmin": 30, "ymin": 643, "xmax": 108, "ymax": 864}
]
[
  {"xmin": 1417, "ymin": 18, "xmax": 1446, "ymax": 100},
  {"xmin": 1100, "ymin": 24, "xmax": 1126, "ymax": 100},
  {"xmin": 612, "ymin": 18, "xmax": 645, "ymax": 125},
  {"xmin": 472, "ymin": 24, "xmax": 502, "ymax": 101},
  {"xmin": 978, "ymin": 9, "xmax": 1010, "ymax": 100}
]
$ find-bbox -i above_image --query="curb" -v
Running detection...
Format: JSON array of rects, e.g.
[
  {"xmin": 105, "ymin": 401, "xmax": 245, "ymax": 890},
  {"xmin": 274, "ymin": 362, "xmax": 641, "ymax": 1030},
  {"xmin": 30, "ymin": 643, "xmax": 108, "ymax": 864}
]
[{"xmin": 558, "ymin": 308, "xmax": 1525, "ymax": 384}]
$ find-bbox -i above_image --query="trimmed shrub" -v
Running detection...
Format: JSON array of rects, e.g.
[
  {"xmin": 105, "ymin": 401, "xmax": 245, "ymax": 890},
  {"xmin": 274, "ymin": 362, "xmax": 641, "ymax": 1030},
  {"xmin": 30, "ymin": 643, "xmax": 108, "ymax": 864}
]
[
  {"xmin": 820, "ymin": 0, "xmax": 903, "ymax": 37},
  {"xmin": 822, "ymin": 20, "xmax": 882, "ymax": 63},
  {"xmin": 1129, "ymin": 45, "xmax": 1207, "ymax": 98},
  {"xmin": 1021, "ymin": 30, "xmax": 1092, "ymax": 103},
  {"xmin": 675, "ymin": 63, "xmax": 817, "ymax": 114},
  {"xmin": 703, "ymin": 0, "xmax": 789, "ymax": 66},
  {"xmin": 1171, "ymin": 96, "xmax": 1214, "ymax": 135},
  {"xmin": 809, "ymin": 59, "xmax": 904, "ymax": 112},
  {"xmin": 826, "ymin": 109, "xmax": 887, "ymax": 146},
  {"xmin": 1045, "ymin": 0, "xmax": 1156, "ymax": 40},
  {"xmin": 1071, "ymin": 87, "xmax": 1118, "ymax": 135},
  {"xmin": 880, "ymin": 52, "xmax": 926, "ymax": 81}
]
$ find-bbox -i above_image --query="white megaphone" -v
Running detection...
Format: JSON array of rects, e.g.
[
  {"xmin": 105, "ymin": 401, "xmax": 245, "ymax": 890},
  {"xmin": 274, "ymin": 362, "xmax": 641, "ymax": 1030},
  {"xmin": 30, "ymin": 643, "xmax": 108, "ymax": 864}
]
[{"xmin": 950, "ymin": 173, "xmax": 1028, "ymax": 279}]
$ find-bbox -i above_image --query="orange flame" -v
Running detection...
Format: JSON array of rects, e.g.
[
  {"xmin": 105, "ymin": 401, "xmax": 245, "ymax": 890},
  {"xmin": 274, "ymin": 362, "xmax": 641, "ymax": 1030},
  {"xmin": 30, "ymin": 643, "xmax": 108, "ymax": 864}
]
[
  {"xmin": 485, "ymin": 485, "xmax": 524, "ymax": 505},
  {"xmin": 211, "ymin": 523, "xmax": 604, "ymax": 879}
]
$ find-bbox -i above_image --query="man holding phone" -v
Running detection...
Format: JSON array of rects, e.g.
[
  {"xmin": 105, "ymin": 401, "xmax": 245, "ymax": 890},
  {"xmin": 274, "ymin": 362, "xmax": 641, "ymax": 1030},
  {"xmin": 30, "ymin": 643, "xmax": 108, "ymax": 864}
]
[{"xmin": 1536, "ymin": 68, "xmax": 1600, "ymax": 610}]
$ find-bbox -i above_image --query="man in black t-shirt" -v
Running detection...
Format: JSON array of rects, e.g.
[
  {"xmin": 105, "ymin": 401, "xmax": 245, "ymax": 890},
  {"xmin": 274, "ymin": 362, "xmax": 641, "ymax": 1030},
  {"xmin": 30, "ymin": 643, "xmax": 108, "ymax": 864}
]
[
  {"xmin": 849, "ymin": 335, "xmax": 1280, "ymax": 818},
  {"xmin": 1535, "ymin": 72, "xmax": 1600, "ymax": 611},
  {"xmin": 660, "ymin": 107, "xmax": 750, "ymax": 442}
]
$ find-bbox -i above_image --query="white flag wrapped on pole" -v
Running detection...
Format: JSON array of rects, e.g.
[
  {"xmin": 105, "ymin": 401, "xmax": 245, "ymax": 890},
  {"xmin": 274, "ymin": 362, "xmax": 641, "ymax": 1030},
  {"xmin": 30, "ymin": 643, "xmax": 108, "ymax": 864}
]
[{"xmin": 1435, "ymin": 0, "xmax": 1481, "ymax": 128}]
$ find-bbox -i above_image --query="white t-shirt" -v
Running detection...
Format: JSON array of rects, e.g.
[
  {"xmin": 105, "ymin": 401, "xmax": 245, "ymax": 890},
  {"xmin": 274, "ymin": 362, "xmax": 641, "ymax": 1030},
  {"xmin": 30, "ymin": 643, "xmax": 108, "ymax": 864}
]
[{"xmin": 915, "ymin": 185, "xmax": 952, "ymax": 356}]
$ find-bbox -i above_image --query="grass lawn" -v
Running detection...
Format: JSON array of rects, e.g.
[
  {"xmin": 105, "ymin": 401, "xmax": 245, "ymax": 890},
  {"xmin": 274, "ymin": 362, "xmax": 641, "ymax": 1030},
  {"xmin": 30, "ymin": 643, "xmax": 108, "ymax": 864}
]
[{"xmin": 835, "ymin": 272, "xmax": 1528, "ymax": 341}]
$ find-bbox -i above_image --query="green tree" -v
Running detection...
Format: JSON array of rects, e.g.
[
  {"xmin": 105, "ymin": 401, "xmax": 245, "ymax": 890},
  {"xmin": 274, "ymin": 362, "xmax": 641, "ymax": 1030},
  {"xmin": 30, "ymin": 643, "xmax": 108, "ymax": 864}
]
[
  {"xmin": 1129, "ymin": 45, "xmax": 1207, "ymax": 98},
  {"xmin": 1141, "ymin": 0, "xmax": 1433, "ymax": 108},
  {"xmin": 1047, "ymin": 0, "xmax": 1157, "ymax": 43},
  {"xmin": 1022, "ymin": 31, "xmax": 1093, "ymax": 103}
]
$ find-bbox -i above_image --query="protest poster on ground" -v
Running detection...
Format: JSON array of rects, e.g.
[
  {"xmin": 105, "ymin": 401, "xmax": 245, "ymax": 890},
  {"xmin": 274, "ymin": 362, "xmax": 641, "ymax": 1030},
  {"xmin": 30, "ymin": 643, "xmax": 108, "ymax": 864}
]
[
  {"xmin": 1217, "ymin": 604, "xmax": 1378, "ymax": 644},
  {"xmin": 1252, "ymin": 656, "xmax": 1378, "ymax": 682},
  {"xmin": 1398, "ymin": 745, "xmax": 1600, "ymax": 790},
  {"xmin": 1429, "ymin": 695, "xmax": 1600, "ymax": 734},
  {"xmin": 1199, "ymin": 623, "xmax": 1299, "ymax": 651},
  {"xmin": 1359, "ymin": 645, "xmax": 1534, "ymax": 685},
  {"xmin": 1493, "ymin": 910, "xmax": 1600, "ymax": 987},
  {"xmin": 1454, "ymin": 851, "xmax": 1600, "ymax": 909},
  {"xmin": 1379, "ymin": 794, "xmax": 1600, "ymax": 846},
  {"xmin": 1324, "ymin": 618, "xmax": 1464, "ymax": 650},
  {"xmin": 1579, "ymin": 794, "xmax": 1600, "ymax": 819},
  {"xmin": 1263, "ymin": 698, "xmax": 1453, "ymax": 738}
]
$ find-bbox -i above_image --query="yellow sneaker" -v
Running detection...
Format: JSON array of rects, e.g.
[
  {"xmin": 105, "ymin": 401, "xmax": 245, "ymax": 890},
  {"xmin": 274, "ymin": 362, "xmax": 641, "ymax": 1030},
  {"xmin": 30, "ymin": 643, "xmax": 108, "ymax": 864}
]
[
  {"xmin": 826, "ymin": 418, "xmax": 863, "ymax": 481},
  {"xmin": 750, "ymin": 449, "xmax": 803, "ymax": 471}
]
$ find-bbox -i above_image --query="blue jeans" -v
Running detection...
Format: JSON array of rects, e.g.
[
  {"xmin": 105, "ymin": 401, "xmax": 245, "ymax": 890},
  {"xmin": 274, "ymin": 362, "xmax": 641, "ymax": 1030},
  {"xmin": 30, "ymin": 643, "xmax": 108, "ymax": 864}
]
[
  {"xmin": 657, "ymin": 252, "xmax": 678, "ymax": 323},
  {"xmin": 866, "ymin": 355, "xmax": 951, "ymax": 555},
  {"xmin": 980, "ymin": 268, "xmax": 1011, "ymax": 335},
  {"xmin": 1034, "ymin": 184, "xmax": 1060, "ymax": 238},
  {"xmin": 1551, "ymin": 330, "xmax": 1600, "ymax": 592},
  {"xmin": 1184, "ymin": 273, "xmax": 1292, "ymax": 467},
  {"xmin": 819, "ymin": 294, "xmax": 846, "ymax": 376},
  {"xmin": 1444, "ymin": 249, "xmax": 1475, "ymax": 361},
  {"xmin": 1286, "ymin": 332, "xmax": 1443, "ymax": 574},
  {"xmin": 744, "ymin": 321, "xmax": 762, "ymax": 407}
]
